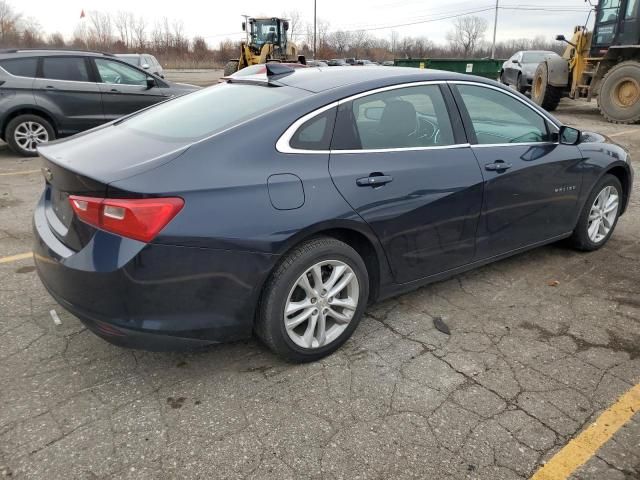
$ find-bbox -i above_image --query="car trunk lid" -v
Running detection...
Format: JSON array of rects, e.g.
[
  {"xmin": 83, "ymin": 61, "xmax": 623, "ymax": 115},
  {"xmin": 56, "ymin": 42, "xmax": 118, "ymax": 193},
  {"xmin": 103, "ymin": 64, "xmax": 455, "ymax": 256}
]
[{"xmin": 38, "ymin": 125, "xmax": 190, "ymax": 251}]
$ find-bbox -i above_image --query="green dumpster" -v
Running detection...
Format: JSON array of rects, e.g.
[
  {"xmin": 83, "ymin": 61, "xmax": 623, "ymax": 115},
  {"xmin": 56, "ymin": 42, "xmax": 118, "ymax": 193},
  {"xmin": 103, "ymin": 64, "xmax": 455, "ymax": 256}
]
[{"xmin": 393, "ymin": 58, "xmax": 505, "ymax": 80}]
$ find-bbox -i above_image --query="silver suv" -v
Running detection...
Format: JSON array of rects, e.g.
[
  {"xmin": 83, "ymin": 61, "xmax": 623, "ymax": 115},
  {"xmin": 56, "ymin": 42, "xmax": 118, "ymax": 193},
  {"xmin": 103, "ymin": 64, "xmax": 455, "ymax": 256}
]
[{"xmin": 115, "ymin": 53, "xmax": 165, "ymax": 78}]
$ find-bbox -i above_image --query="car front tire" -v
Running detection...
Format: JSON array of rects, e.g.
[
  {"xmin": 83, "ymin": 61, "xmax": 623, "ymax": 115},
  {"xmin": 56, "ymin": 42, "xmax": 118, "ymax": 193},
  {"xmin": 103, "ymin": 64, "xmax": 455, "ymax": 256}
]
[
  {"xmin": 6, "ymin": 114, "xmax": 55, "ymax": 157},
  {"xmin": 256, "ymin": 237, "xmax": 369, "ymax": 363},
  {"xmin": 569, "ymin": 174, "xmax": 623, "ymax": 251}
]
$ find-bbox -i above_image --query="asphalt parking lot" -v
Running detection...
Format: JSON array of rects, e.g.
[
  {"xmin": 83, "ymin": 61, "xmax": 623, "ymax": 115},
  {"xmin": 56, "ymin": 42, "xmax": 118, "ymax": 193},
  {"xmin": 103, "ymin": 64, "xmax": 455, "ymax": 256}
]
[{"xmin": 1, "ymin": 72, "xmax": 639, "ymax": 479}]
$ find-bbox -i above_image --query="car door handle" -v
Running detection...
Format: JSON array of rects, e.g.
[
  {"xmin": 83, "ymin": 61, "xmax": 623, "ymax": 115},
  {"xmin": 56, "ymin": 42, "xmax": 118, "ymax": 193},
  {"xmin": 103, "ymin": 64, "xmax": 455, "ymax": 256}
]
[
  {"xmin": 356, "ymin": 174, "xmax": 393, "ymax": 187},
  {"xmin": 485, "ymin": 160, "xmax": 512, "ymax": 171}
]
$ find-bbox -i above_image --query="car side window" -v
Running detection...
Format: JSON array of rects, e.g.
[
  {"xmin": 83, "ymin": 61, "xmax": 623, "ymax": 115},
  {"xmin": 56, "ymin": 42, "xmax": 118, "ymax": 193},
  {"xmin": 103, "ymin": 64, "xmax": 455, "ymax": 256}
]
[
  {"xmin": 42, "ymin": 57, "xmax": 90, "ymax": 82},
  {"xmin": 0, "ymin": 57, "xmax": 38, "ymax": 77},
  {"xmin": 333, "ymin": 84, "xmax": 455, "ymax": 150},
  {"xmin": 457, "ymin": 84, "xmax": 551, "ymax": 144},
  {"xmin": 94, "ymin": 59, "xmax": 148, "ymax": 86},
  {"xmin": 290, "ymin": 107, "xmax": 337, "ymax": 150}
]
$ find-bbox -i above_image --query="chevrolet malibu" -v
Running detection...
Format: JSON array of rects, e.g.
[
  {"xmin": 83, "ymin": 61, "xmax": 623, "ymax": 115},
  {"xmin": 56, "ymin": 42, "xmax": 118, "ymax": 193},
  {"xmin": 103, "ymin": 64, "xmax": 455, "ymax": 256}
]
[{"xmin": 34, "ymin": 66, "xmax": 634, "ymax": 362}]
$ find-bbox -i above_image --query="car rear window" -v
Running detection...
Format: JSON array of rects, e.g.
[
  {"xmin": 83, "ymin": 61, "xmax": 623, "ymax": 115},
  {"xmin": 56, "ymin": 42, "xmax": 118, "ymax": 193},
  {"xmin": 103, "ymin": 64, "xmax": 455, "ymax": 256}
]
[
  {"xmin": 121, "ymin": 82, "xmax": 305, "ymax": 141},
  {"xmin": 0, "ymin": 57, "xmax": 38, "ymax": 77}
]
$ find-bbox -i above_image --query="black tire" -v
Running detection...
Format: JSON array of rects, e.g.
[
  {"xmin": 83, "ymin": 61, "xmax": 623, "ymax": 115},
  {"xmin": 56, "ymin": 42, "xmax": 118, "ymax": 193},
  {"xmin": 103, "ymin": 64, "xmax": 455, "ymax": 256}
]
[
  {"xmin": 531, "ymin": 62, "xmax": 562, "ymax": 111},
  {"xmin": 5, "ymin": 114, "xmax": 55, "ymax": 157},
  {"xmin": 223, "ymin": 60, "xmax": 239, "ymax": 76},
  {"xmin": 256, "ymin": 237, "xmax": 369, "ymax": 363},
  {"xmin": 499, "ymin": 70, "xmax": 506, "ymax": 84},
  {"xmin": 516, "ymin": 73, "xmax": 528, "ymax": 94},
  {"xmin": 597, "ymin": 61, "xmax": 640, "ymax": 124},
  {"xmin": 569, "ymin": 174, "xmax": 623, "ymax": 251}
]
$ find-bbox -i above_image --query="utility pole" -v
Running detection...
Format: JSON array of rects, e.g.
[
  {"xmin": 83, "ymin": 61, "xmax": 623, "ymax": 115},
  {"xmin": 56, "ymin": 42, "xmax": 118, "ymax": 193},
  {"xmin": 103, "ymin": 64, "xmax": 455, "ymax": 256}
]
[
  {"xmin": 313, "ymin": 0, "xmax": 317, "ymax": 59},
  {"xmin": 491, "ymin": 0, "xmax": 499, "ymax": 59}
]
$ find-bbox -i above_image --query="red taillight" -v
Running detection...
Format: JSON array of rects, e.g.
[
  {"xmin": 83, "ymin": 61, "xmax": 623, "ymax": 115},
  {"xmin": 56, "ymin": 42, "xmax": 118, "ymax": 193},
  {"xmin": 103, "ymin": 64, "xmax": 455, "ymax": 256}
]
[{"xmin": 69, "ymin": 195, "xmax": 184, "ymax": 243}]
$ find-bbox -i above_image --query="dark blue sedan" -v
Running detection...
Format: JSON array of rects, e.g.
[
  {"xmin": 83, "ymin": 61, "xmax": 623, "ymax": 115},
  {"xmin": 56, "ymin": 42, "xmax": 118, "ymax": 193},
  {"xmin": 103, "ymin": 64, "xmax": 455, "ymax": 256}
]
[{"xmin": 34, "ymin": 65, "xmax": 634, "ymax": 362}]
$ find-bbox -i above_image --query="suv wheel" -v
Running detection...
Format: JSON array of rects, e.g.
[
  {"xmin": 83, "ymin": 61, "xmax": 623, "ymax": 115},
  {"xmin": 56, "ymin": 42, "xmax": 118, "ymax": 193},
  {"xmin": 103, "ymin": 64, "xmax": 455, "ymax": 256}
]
[{"xmin": 6, "ymin": 114, "xmax": 55, "ymax": 157}]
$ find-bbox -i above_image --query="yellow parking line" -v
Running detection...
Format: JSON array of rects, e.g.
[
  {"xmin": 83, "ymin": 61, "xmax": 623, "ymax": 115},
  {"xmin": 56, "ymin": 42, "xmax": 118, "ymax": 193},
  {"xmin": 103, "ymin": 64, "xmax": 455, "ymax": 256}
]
[
  {"xmin": 531, "ymin": 383, "xmax": 640, "ymax": 480},
  {"xmin": 0, "ymin": 169, "xmax": 41, "ymax": 177},
  {"xmin": 0, "ymin": 252, "xmax": 33, "ymax": 264}
]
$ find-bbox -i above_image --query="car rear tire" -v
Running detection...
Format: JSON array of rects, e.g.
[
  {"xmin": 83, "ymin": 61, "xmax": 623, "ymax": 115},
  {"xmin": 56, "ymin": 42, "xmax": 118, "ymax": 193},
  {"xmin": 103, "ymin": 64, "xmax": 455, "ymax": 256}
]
[
  {"xmin": 256, "ymin": 237, "xmax": 369, "ymax": 363},
  {"xmin": 597, "ymin": 61, "xmax": 640, "ymax": 124},
  {"xmin": 531, "ymin": 62, "xmax": 562, "ymax": 111},
  {"xmin": 6, "ymin": 114, "xmax": 55, "ymax": 157},
  {"xmin": 569, "ymin": 174, "xmax": 623, "ymax": 251}
]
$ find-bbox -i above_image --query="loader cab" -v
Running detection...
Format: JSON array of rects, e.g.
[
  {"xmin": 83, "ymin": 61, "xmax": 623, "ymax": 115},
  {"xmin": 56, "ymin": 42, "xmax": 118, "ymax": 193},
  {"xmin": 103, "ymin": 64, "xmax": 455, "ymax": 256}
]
[
  {"xmin": 246, "ymin": 17, "xmax": 289, "ymax": 52},
  {"xmin": 591, "ymin": 0, "xmax": 640, "ymax": 55}
]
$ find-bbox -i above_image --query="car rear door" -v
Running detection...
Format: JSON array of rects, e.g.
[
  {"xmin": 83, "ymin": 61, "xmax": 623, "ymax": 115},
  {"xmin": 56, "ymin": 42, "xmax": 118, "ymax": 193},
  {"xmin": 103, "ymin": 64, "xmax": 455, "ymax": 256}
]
[
  {"xmin": 451, "ymin": 82, "xmax": 584, "ymax": 259},
  {"xmin": 92, "ymin": 58, "xmax": 168, "ymax": 121},
  {"xmin": 328, "ymin": 83, "xmax": 484, "ymax": 284},
  {"xmin": 33, "ymin": 56, "xmax": 104, "ymax": 135}
]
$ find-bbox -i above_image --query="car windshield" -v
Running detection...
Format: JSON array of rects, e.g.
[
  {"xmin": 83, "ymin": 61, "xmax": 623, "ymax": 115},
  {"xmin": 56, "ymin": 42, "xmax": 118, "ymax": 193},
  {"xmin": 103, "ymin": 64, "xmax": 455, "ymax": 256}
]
[
  {"xmin": 120, "ymin": 82, "xmax": 304, "ymax": 141},
  {"xmin": 522, "ymin": 52, "xmax": 553, "ymax": 63}
]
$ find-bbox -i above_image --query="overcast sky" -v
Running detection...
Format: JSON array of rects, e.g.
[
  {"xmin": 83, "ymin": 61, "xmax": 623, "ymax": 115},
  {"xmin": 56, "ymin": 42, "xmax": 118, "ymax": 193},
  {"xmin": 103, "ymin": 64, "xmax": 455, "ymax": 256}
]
[{"xmin": 19, "ymin": 0, "xmax": 595, "ymax": 45}]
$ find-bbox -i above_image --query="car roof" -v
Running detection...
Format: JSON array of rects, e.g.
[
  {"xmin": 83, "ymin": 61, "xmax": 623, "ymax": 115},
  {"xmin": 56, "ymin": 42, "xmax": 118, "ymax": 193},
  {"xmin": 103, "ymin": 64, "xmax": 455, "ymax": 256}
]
[
  {"xmin": 275, "ymin": 66, "xmax": 488, "ymax": 93},
  {"xmin": 0, "ymin": 49, "xmax": 115, "ymax": 59}
]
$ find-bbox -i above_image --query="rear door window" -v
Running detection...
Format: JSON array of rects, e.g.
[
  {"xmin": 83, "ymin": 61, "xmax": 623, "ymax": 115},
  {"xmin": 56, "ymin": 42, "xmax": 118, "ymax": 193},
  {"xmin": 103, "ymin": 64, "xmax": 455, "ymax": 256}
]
[
  {"xmin": 333, "ymin": 84, "xmax": 455, "ymax": 150},
  {"xmin": 0, "ymin": 57, "xmax": 38, "ymax": 77},
  {"xmin": 42, "ymin": 57, "xmax": 90, "ymax": 82}
]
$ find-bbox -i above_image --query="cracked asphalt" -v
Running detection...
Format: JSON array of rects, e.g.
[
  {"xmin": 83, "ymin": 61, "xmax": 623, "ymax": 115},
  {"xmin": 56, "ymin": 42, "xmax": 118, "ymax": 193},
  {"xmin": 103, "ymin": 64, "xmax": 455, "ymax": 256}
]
[{"xmin": 1, "ymin": 91, "xmax": 639, "ymax": 479}]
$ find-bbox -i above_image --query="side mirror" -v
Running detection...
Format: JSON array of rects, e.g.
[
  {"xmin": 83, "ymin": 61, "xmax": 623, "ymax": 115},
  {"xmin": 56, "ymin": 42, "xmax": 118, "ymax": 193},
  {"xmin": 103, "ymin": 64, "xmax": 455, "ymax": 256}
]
[
  {"xmin": 555, "ymin": 34, "xmax": 567, "ymax": 42},
  {"xmin": 559, "ymin": 125, "xmax": 581, "ymax": 145},
  {"xmin": 242, "ymin": 22, "xmax": 246, "ymax": 31},
  {"xmin": 145, "ymin": 76, "xmax": 156, "ymax": 89},
  {"xmin": 141, "ymin": 63, "xmax": 150, "ymax": 69},
  {"xmin": 283, "ymin": 21, "xmax": 289, "ymax": 31}
]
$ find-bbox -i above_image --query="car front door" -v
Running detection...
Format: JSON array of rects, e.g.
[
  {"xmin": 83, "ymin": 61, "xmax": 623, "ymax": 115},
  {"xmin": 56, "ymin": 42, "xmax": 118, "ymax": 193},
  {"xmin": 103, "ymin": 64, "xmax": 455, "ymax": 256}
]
[
  {"xmin": 93, "ymin": 58, "xmax": 168, "ymax": 121},
  {"xmin": 328, "ymin": 83, "xmax": 484, "ymax": 284},
  {"xmin": 452, "ymin": 82, "xmax": 584, "ymax": 259},
  {"xmin": 505, "ymin": 52, "xmax": 521, "ymax": 84},
  {"xmin": 33, "ymin": 56, "xmax": 104, "ymax": 135}
]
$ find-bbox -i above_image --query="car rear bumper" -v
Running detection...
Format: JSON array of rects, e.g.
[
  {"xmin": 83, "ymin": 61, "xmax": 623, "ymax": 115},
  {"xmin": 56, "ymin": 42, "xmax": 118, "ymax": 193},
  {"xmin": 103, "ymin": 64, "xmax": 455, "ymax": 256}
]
[{"xmin": 33, "ymin": 194, "xmax": 276, "ymax": 351}]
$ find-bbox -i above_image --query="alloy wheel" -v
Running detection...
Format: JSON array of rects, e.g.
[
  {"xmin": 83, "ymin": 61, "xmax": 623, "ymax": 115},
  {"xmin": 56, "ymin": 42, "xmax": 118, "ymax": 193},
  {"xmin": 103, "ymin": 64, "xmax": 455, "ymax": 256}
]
[
  {"xmin": 14, "ymin": 121, "xmax": 49, "ymax": 153},
  {"xmin": 284, "ymin": 260, "xmax": 359, "ymax": 349},
  {"xmin": 587, "ymin": 185, "xmax": 619, "ymax": 243}
]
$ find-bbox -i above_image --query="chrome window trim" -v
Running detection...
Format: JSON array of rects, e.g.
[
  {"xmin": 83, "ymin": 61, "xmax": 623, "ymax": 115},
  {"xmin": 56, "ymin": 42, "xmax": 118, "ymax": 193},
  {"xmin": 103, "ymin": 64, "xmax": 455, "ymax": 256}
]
[{"xmin": 276, "ymin": 79, "xmax": 562, "ymax": 154}]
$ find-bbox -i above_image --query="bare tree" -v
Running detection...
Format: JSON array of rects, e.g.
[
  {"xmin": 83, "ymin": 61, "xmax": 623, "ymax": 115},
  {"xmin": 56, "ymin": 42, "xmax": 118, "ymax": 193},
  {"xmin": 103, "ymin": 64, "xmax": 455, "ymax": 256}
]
[
  {"xmin": 48, "ymin": 32, "xmax": 65, "ymax": 48},
  {"xmin": 283, "ymin": 10, "xmax": 300, "ymax": 43},
  {"xmin": 88, "ymin": 10, "xmax": 113, "ymax": 48},
  {"xmin": 351, "ymin": 29, "xmax": 369, "ymax": 59},
  {"xmin": 0, "ymin": 0, "xmax": 20, "ymax": 45},
  {"xmin": 446, "ymin": 15, "xmax": 488, "ymax": 57},
  {"xmin": 330, "ymin": 30, "xmax": 351, "ymax": 54},
  {"xmin": 115, "ymin": 11, "xmax": 134, "ymax": 48},
  {"xmin": 132, "ymin": 16, "xmax": 147, "ymax": 50},
  {"xmin": 19, "ymin": 16, "xmax": 42, "ymax": 47}
]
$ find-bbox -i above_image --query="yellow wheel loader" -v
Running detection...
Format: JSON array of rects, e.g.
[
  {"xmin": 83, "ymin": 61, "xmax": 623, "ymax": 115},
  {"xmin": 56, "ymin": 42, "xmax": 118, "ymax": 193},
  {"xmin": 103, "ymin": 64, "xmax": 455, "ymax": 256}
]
[
  {"xmin": 532, "ymin": 0, "xmax": 640, "ymax": 124},
  {"xmin": 223, "ymin": 17, "xmax": 305, "ymax": 76}
]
